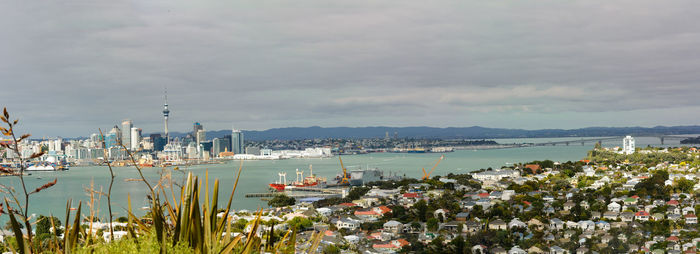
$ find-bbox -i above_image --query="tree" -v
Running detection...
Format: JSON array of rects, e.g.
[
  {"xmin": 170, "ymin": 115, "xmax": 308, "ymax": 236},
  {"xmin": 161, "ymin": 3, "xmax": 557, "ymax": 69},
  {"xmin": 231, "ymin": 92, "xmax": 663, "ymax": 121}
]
[
  {"xmin": 286, "ymin": 217, "xmax": 313, "ymax": 230},
  {"xmin": 347, "ymin": 186, "xmax": 370, "ymax": 200},
  {"xmin": 323, "ymin": 244, "xmax": 341, "ymax": 254},
  {"xmin": 268, "ymin": 194, "xmax": 296, "ymax": 207},
  {"xmin": 426, "ymin": 218, "xmax": 439, "ymax": 232}
]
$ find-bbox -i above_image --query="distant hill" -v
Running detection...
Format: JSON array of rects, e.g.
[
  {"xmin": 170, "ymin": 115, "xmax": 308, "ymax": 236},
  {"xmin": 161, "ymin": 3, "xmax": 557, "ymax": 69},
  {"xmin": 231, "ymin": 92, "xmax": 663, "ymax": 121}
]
[{"xmin": 161, "ymin": 125, "xmax": 700, "ymax": 141}]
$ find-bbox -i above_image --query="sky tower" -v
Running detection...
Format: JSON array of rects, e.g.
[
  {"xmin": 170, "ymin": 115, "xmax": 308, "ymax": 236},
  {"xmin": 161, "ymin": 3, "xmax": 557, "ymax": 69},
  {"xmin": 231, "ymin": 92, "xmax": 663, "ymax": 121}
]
[{"xmin": 163, "ymin": 88, "xmax": 170, "ymax": 141}]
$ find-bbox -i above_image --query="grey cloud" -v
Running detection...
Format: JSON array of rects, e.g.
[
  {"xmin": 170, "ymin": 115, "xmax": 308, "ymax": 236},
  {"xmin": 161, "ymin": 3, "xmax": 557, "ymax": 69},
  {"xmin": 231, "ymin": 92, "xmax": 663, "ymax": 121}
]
[{"xmin": 1, "ymin": 0, "xmax": 700, "ymax": 137}]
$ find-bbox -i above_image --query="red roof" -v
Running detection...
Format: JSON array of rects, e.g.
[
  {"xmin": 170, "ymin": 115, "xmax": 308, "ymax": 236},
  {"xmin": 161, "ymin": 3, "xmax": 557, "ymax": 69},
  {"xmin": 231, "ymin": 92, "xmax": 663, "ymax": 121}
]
[
  {"xmin": 355, "ymin": 210, "xmax": 377, "ymax": 216},
  {"xmin": 339, "ymin": 202, "xmax": 357, "ymax": 207},
  {"xmin": 667, "ymin": 236, "xmax": 679, "ymax": 242},
  {"xmin": 395, "ymin": 239, "xmax": 410, "ymax": 247},
  {"xmin": 635, "ymin": 211, "xmax": 650, "ymax": 216},
  {"xmin": 630, "ymin": 195, "xmax": 639, "ymax": 199},
  {"xmin": 522, "ymin": 201, "xmax": 531, "ymax": 206},
  {"xmin": 524, "ymin": 164, "xmax": 541, "ymax": 174},
  {"xmin": 403, "ymin": 193, "xmax": 420, "ymax": 198},
  {"xmin": 667, "ymin": 200, "xmax": 679, "ymax": 206},
  {"xmin": 685, "ymin": 213, "xmax": 697, "ymax": 218},
  {"xmin": 376, "ymin": 205, "xmax": 392, "ymax": 214},
  {"xmin": 477, "ymin": 192, "xmax": 490, "ymax": 198}
]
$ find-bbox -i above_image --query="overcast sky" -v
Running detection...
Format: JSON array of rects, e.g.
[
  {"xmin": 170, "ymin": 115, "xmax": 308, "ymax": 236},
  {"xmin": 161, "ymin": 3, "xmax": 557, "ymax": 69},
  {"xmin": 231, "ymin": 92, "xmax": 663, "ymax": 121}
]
[{"xmin": 1, "ymin": 1, "xmax": 700, "ymax": 137}]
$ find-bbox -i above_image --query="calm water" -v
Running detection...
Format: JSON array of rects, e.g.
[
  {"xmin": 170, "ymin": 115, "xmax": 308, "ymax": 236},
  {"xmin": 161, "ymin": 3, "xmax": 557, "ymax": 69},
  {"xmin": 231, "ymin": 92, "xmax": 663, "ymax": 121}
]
[{"xmin": 0, "ymin": 136, "xmax": 681, "ymax": 222}]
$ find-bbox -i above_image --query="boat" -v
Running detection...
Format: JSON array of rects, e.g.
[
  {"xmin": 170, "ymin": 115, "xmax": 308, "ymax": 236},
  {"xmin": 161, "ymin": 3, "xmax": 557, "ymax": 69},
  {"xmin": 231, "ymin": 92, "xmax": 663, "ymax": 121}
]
[
  {"xmin": 269, "ymin": 165, "xmax": 327, "ymax": 192},
  {"xmin": 26, "ymin": 163, "xmax": 58, "ymax": 171}
]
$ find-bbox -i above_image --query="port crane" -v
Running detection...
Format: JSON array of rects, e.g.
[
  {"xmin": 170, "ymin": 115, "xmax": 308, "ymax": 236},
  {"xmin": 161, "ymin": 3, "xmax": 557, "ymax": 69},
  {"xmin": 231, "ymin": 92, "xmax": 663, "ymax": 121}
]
[
  {"xmin": 338, "ymin": 155, "xmax": 350, "ymax": 184},
  {"xmin": 421, "ymin": 155, "xmax": 444, "ymax": 180}
]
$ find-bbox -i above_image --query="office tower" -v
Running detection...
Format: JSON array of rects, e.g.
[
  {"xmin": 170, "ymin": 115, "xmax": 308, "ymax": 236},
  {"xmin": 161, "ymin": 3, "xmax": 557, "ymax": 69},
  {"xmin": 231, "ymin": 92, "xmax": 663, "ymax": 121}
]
[
  {"xmin": 163, "ymin": 89, "xmax": 170, "ymax": 141},
  {"xmin": 231, "ymin": 129, "xmax": 244, "ymax": 154},
  {"xmin": 223, "ymin": 134, "xmax": 232, "ymax": 152},
  {"xmin": 109, "ymin": 125, "xmax": 121, "ymax": 145},
  {"xmin": 212, "ymin": 138, "xmax": 221, "ymax": 157},
  {"xmin": 122, "ymin": 120, "xmax": 133, "ymax": 148},
  {"xmin": 193, "ymin": 122, "xmax": 203, "ymax": 136},
  {"xmin": 150, "ymin": 133, "xmax": 166, "ymax": 152},
  {"xmin": 196, "ymin": 129, "xmax": 206, "ymax": 145},
  {"xmin": 105, "ymin": 132, "xmax": 118, "ymax": 148},
  {"xmin": 623, "ymin": 136, "xmax": 635, "ymax": 155},
  {"xmin": 131, "ymin": 127, "xmax": 142, "ymax": 150}
]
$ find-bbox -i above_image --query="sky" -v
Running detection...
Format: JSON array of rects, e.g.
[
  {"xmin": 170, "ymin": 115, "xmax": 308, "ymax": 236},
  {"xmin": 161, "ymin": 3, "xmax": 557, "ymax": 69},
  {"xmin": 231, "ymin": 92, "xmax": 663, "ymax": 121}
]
[{"xmin": 1, "ymin": 1, "xmax": 700, "ymax": 137}]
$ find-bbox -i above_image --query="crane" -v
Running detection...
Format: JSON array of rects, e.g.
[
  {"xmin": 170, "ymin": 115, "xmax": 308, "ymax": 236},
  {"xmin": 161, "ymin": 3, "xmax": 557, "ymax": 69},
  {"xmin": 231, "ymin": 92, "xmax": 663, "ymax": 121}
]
[
  {"xmin": 338, "ymin": 155, "xmax": 350, "ymax": 184},
  {"xmin": 422, "ymin": 155, "xmax": 444, "ymax": 180}
]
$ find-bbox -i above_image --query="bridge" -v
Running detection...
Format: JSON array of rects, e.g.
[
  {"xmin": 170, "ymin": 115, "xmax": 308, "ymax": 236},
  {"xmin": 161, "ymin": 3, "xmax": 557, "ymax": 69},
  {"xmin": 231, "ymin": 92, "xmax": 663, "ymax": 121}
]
[{"xmin": 528, "ymin": 135, "xmax": 698, "ymax": 146}]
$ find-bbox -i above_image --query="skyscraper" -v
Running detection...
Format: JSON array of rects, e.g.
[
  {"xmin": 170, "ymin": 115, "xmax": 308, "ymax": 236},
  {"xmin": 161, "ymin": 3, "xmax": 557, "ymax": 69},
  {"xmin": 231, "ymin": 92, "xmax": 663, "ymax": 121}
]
[
  {"xmin": 122, "ymin": 120, "xmax": 132, "ymax": 148},
  {"xmin": 131, "ymin": 127, "xmax": 142, "ymax": 150},
  {"xmin": 163, "ymin": 89, "xmax": 170, "ymax": 141},
  {"xmin": 623, "ymin": 136, "xmax": 635, "ymax": 155},
  {"xmin": 196, "ymin": 129, "xmax": 206, "ymax": 145},
  {"xmin": 231, "ymin": 129, "xmax": 244, "ymax": 154},
  {"xmin": 193, "ymin": 122, "xmax": 203, "ymax": 136}
]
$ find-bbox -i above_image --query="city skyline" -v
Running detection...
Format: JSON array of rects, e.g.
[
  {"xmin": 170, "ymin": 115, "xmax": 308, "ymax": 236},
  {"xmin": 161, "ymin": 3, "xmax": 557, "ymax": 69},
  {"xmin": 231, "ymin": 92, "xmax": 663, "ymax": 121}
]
[{"xmin": 3, "ymin": 1, "xmax": 700, "ymax": 137}]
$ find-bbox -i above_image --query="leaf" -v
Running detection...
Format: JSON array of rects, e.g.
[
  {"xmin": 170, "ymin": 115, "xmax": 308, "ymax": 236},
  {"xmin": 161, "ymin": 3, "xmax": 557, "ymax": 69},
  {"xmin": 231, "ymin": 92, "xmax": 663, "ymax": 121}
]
[
  {"xmin": 30, "ymin": 151, "xmax": 45, "ymax": 159},
  {"xmin": 3, "ymin": 107, "xmax": 8, "ymax": 118},
  {"xmin": 6, "ymin": 200, "xmax": 26, "ymax": 254}
]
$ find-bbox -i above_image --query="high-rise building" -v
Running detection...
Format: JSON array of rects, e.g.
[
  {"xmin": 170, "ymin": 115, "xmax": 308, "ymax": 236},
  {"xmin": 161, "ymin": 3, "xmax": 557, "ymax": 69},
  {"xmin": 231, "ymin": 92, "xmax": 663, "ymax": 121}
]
[
  {"xmin": 196, "ymin": 129, "xmax": 206, "ymax": 145},
  {"xmin": 231, "ymin": 129, "xmax": 244, "ymax": 154},
  {"xmin": 150, "ymin": 133, "xmax": 167, "ymax": 152},
  {"xmin": 193, "ymin": 122, "xmax": 203, "ymax": 136},
  {"xmin": 131, "ymin": 127, "xmax": 142, "ymax": 150},
  {"xmin": 163, "ymin": 89, "xmax": 170, "ymax": 141},
  {"xmin": 121, "ymin": 120, "xmax": 133, "ymax": 148},
  {"xmin": 623, "ymin": 136, "xmax": 635, "ymax": 155}
]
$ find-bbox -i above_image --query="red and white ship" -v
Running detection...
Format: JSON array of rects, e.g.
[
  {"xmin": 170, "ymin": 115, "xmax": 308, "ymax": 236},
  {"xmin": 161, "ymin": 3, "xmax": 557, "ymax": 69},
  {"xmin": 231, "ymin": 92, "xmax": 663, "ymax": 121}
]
[{"xmin": 269, "ymin": 165, "xmax": 327, "ymax": 192}]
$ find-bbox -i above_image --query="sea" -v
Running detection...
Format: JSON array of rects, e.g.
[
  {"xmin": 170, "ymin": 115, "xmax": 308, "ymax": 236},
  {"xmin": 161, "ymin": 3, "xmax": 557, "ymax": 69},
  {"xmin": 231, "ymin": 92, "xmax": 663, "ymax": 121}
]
[{"xmin": 0, "ymin": 136, "xmax": 684, "ymax": 223}]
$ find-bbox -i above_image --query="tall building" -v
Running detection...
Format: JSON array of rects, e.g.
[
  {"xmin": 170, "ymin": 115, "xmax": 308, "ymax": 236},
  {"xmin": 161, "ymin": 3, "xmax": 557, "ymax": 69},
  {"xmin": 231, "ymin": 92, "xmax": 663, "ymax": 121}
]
[
  {"xmin": 193, "ymin": 122, "xmax": 203, "ymax": 136},
  {"xmin": 150, "ymin": 133, "xmax": 166, "ymax": 152},
  {"xmin": 121, "ymin": 120, "xmax": 133, "ymax": 148},
  {"xmin": 196, "ymin": 129, "xmax": 206, "ymax": 145},
  {"xmin": 231, "ymin": 129, "xmax": 244, "ymax": 154},
  {"xmin": 131, "ymin": 127, "xmax": 142, "ymax": 150},
  {"xmin": 163, "ymin": 89, "xmax": 170, "ymax": 141},
  {"xmin": 623, "ymin": 136, "xmax": 635, "ymax": 155}
]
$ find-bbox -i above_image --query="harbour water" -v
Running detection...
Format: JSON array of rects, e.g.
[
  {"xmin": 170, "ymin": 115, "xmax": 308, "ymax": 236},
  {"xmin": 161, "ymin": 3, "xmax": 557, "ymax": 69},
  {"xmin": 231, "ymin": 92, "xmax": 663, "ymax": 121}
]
[{"xmin": 0, "ymin": 136, "xmax": 682, "ymax": 222}]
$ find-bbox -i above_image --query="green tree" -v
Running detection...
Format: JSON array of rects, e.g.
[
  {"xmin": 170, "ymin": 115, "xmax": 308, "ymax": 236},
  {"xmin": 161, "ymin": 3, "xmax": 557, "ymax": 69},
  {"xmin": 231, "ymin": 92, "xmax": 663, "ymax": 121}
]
[
  {"xmin": 268, "ymin": 194, "xmax": 296, "ymax": 207},
  {"xmin": 426, "ymin": 218, "xmax": 439, "ymax": 231}
]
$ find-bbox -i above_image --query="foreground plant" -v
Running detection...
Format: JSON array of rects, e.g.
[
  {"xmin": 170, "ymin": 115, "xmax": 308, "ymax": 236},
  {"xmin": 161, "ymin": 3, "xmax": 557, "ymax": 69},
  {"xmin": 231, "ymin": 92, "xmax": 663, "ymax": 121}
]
[{"xmin": 0, "ymin": 107, "xmax": 59, "ymax": 253}]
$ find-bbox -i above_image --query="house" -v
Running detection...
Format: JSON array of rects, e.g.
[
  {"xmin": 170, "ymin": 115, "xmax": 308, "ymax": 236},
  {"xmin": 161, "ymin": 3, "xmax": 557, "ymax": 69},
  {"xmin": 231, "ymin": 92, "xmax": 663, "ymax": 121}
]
[
  {"xmin": 596, "ymin": 221, "xmax": 610, "ymax": 231},
  {"xmin": 608, "ymin": 202, "xmax": 621, "ymax": 212},
  {"xmin": 528, "ymin": 218, "xmax": 544, "ymax": 230},
  {"xmin": 549, "ymin": 218, "xmax": 564, "ymax": 230},
  {"xmin": 383, "ymin": 220, "xmax": 403, "ymax": 234},
  {"xmin": 491, "ymin": 246, "xmax": 507, "ymax": 254},
  {"xmin": 685, "ymin": 214, "xmax": 697, "ymax": 224},
  {"xmin": 563, "ymin": 201, "xmax": 576, "ymax": 211},
  {"xmin": 635, "ymin": 211, "xmax": 650, "ymax": 221},
  {"xmin": 550, "ymin": 245, "xmax": 569, "ymax": 254},
  {"xmin": 464, "ymin": 221, "xmax": 482, "ymax": 234},
  {"xmin": 456, "ymin": 212, "xmax": 469, "ymax": 221},
  {"xmin": 472, "ymin": 245, "xmax": 488, "ymax": 254},
  {"xmin": 620, "ymin": 212, "xmax": 634, "ymax": 222},
  {"xmin": 576, "ymin": 247, "xmax": 589, "ymax": 254},
  {"xmin": 509, "ymin": 246, "xmax": 527, "ymax": 254},
  {"xmin": 335, "ymin": 217, "xmax": 360, "ymax": 230},
  {"xmin": 528, "ymin": 246, "xmax": 545, "ymax": 254},
  {"xmin": 578, "ymin": 220, "xmax": 595, "ymax": 231},
  {"xmin": 603, "ymin": 211, "xmax": 618, "ymax": 220},
  {"xmin": 434, "ymin": 209, "xmax": 448, "ymax": 219},
  {"xmin": 489, "ymin": 219, "xmax": 507, "ymax": 230},
  {"xmin": 682, "ymin": 207, "xmax": 695, "ymax": 215},
  {"xmin": 508, "ymin": 218, "xmax": 527, "ymax": 229}
]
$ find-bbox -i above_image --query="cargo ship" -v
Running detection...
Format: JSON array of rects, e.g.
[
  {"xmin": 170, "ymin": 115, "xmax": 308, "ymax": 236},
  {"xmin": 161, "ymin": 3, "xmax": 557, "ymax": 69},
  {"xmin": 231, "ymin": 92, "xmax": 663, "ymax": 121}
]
[{"xmin": 269, "ymin": 165, "xmax": 327, "ymax": 192}]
